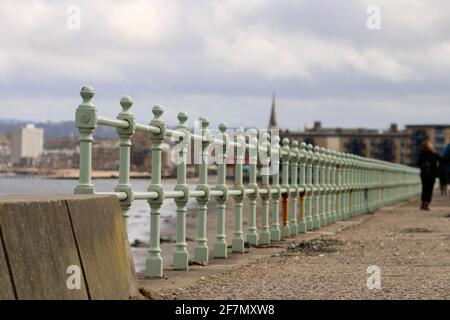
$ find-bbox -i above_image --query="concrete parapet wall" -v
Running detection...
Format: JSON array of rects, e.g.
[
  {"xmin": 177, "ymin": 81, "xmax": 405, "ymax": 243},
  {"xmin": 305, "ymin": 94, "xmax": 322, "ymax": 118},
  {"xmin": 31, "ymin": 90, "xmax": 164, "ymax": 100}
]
[{"xmin": 0, "ymin": 195, "xmax": 138, "ymax": 300}]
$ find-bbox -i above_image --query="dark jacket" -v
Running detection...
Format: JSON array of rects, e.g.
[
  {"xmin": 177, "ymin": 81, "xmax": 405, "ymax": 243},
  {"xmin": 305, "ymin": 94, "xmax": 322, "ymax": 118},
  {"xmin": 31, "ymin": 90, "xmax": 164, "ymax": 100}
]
[
  {"xmin": 417, "ymin": 149, "xmax": 441, "ymax": 179},
  {"xmin": 443, "ymin": 144, "xmax": 450, "ymax": 174}
]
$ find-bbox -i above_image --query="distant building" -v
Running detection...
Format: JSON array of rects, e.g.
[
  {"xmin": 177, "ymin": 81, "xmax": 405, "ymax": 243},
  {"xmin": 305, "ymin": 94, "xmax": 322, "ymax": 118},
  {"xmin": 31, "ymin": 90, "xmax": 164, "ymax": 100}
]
[
  {"xmin": 269, "ymin": 99, "xmax": 450, "ymax": 165},
  {"xmin": 282, "ymin": 121, "xmax": 408, "ymax": 164},
  {"xmin": 39, "ymin": 149, "xmax": 78, "ymax": 170},
  {"xmin": 0, "ymin": 135, "xmax": 11, "ymax": 167},
  {"xmin": 10, "ymin": 124, "xmax": 44, "ymax": 166}
]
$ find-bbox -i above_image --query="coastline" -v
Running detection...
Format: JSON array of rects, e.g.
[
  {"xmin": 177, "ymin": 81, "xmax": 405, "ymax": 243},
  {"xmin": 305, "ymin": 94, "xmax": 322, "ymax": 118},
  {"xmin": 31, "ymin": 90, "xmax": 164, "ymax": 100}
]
[{"xmin": 0, "ymin": 168, "xmax": 152, "ymax": 179}]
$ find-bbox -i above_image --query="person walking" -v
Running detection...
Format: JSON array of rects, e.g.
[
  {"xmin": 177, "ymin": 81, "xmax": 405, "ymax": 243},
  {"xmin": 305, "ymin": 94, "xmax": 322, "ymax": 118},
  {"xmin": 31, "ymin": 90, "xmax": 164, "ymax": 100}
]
[
  {"xmin": 440, "ymin": 143, "xmax": 450, "ymax": 196},
  {"xmin": 438, "ymin": 159, "xmax": 448, "ymax": 196},
  {"xmin": 417, "ymin": 140, "xmax": 440, "ymax": 210}
]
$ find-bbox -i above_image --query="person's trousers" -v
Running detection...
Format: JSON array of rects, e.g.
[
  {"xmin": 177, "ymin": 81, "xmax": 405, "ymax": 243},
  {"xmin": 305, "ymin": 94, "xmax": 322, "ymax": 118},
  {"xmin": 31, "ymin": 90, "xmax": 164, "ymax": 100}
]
[{"xmin": 421, "ymin": 176, "xmax": 436, "ymax": 203}]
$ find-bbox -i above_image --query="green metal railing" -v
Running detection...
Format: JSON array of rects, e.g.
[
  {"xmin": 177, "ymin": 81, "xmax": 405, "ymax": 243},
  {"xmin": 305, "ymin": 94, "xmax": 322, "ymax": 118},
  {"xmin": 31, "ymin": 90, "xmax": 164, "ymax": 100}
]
[{"xmin": 74, "ymin": 85, "xmax": 421, "ymax": 277}]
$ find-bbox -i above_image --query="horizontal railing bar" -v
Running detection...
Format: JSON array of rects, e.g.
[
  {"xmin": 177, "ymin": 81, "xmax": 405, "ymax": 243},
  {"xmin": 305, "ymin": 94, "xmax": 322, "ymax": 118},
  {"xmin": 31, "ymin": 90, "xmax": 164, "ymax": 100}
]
[
  {"xmin": 190, "ymin": 190, "xmax": 206, "ymax": 197},
  {"xmin": 245, "ymin": 189, "xmax": 256, "ymax": 195},
  {"xmin": 165, "ymin": 190, "xmax": 185, "ymax": 199},
  {"xmin": 135, "ymin": 123, "xmax": 161, "ymax": 134},
  {"xmin": 97, "ymin": 116, "xmax": 129, "ymax": 129},
  {"xmin": 165, "ymin": 129, "xmax": 227, "ymax": 147},
  {"xmin": 95, "ymin": 192, "xmax": 128, "ymax": 201},
  {"xmin": 166, "ymin": 128, "xmax": 186, "ymax": 139},
  {"xmin": 133, "ymin": 191, "xmax": 159, "ymax": 200},
  {"xmin": 210, "ymin": 190, "xmax": 224, "ymax": 197},
  {"xmin": 106, "ymin": 184, "xmax": 370, "ymax": 200},
  {"xmin": 162, "ymin": 127, "xmax": 287, "ymax": 153},
  {"xmin": 228, "ymin": 189, "xmax": 243, "ymax": 196}
]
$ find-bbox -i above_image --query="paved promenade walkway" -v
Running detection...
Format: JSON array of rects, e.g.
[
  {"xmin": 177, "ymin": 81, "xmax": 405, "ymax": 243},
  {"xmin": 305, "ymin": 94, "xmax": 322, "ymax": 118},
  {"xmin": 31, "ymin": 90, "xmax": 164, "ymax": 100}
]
[{"xmin": 140, "ymin": 195, "xmax": 450, "ymax": 300}]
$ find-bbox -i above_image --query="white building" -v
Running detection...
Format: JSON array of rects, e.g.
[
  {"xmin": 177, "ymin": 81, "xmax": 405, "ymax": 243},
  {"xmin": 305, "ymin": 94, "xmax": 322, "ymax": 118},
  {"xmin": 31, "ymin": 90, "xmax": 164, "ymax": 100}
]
[{"xmin": 11, "ymin": 124, "xmax": 44, "ymax": 165}]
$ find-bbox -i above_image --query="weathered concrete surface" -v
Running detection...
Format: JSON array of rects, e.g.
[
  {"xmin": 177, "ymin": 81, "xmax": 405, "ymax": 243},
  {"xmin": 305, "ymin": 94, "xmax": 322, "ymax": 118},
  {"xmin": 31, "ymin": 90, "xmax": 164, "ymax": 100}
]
[
  {"xmin": 67, "ymin": 197, "xmax": 138, "ymax": 299},
  {"xmin": 0, "ymin": 199, "xmax": 88, "ymax": 300},
  {"xmin": 140, "ymin": 195, "xmax": 450, "ymax": 300},
  {"xmin": 0, "ymin": 230, "xmax": 15, "ymax": 299},
  {"xmin": 0, "ymin": 194, "xmax": 138, "ymax": 300},
  {"xmin": 138, "ymin": 214, "xmax": 371, "ymax": 297}
]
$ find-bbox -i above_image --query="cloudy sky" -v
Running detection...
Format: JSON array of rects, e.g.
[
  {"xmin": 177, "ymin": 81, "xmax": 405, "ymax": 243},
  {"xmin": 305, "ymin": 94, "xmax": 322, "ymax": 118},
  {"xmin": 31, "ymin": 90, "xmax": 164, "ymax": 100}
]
[{"xmin": 1, "ymin": 0, "xmax": 450, "ymax": 130}]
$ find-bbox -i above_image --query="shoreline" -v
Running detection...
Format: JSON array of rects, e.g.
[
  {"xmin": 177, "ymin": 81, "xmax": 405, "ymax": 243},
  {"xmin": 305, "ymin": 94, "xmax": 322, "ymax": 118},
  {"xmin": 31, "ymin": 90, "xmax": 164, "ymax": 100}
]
[{"xmin": 0, "ymin": 169, "xmax": 153, "ymax": 179}]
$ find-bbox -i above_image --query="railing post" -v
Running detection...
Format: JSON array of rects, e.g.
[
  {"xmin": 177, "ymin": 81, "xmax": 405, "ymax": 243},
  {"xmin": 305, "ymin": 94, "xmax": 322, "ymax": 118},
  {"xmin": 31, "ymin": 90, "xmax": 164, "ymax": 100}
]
[
  {"xmin": 313, "ymin": 146, "xmax": 326, "ymax": 229},
  {"xmin": 114, "ymin": 96, "xmax": 136, "ymax": 231},
  {"xmin": 270, "ymin": 136, "xmax": 282, "ymax": 241},
  {"xmin": 389, "ymin": 166, "xmax": 395, "ymax": 205},
  {"xmin": 259, "ymin": 132, "xmax": 271, "ymax": 245},
  {"xmin": 281, "ymin": 138, "xmax": 291, "ymax": 238},
  {"xmin": 289, "ymin": 141, "xmax": 299, "ymax": 236},
  {"xmin": 353, "ymin": 156, "xmax": 359, "ymax": 216},
  {"xmin": 366, "ymin": 159, "xmax": 370, "ymax": 213},
  {"xmin": 298, "ymin": 142, "xmax": 307, "ymax": 233},
  {"xmin": 318, "ymin": 147, "xmax": 328, "ymax": 227},
  {"xmin": 146, "ymin": 105, "xmax": 166, "ymax": 278},
  {"xmin": 336, "ymin": 152, "xmax": 343, "ymax": 221},
  {"xmin": 356, "ymin": 156, "xmax": 361, "ymax": 215},
  {"xmin": 325, "ymin": 148, "xmax": 332, "ymax": 225},
  {"xmin": 372, "ymin": 161, "xmax": 377, "ymax": 210},
  {"xmin": 381, "ymin": 165, "xmax": 385, "ymax": 208},
  {"xmin": 389, "ymin": 166, "xmax": 392, "ymax": 204},
  {"xmin": 342, "ymin": 152, "xmax": 349, "ymax": 220},
  {"xmin": 324, "ymin": 148, "xmax": 332, "ymax": 225},
  {"xmin": 195, "ymin": 117, "xmax": 211, "ymax": 263},
  {"xmin": 75, "ymin": 85, "xmax": 97, "ymax": 195},
  {"xmin": 361, "ymin": 157, "xmax": 366, "ymax": 215},
  {"xmin": 388, "ymin": 166, "xmax": 392, "ymax": 205},
  {"xmin": 377, "ymin": 162, "xmax": 382, "ymax": 209},
  {"xmin": 232, "ymin": 127, "xmax": 245, "ymax": 252},
  {"xmin": 367, "ymin": 160, "xmax": 371, "ymax": 212},
  {"xmin": 362, "ymin": 157, "xmax": 366, "ymax": 214},
  {"xmin": 345, "ymin": 154, "xmax": 351, "ymax": 219},
  {"xmin": 214, "ymin": 122, "xmax": 229, "ymax": 258},
  {"xmin": 357, "ymin": 156, "xmax": 362, "ymax": 215},
  {"xmin": 246, "ymin": 129, "xmax": 259, "ymax": 246},
  {"xmin": 330, "ymin": 150, "xmax": 338, "ymax": 223},
  {"xmin": 359, "ymin": 156, "xmax": 364, "ymax": 215},
  {"xmin": 385, "ymin": 166, "xmax": 389, "ymax": 205},
  {"xmin": 340, "ymin": 153, "xmax": 345, "ymax": 220},
  {"xmin": 354, "ymin": 155, "xmax": 360, "ymax": 216},
  {"xmin": 173, "ymin": 112, "xmax": 190, "ymax": 270},
  {"xmin": 346, "ymin": 154, "xmax": 356, "ymax": 219},
  {"xmin": 306, "ymin": 144, "xmax": 314, "ymax": 230},
  {"xmin": 374, "ymin": 161, "xmax": 380, "ymax": 210}
]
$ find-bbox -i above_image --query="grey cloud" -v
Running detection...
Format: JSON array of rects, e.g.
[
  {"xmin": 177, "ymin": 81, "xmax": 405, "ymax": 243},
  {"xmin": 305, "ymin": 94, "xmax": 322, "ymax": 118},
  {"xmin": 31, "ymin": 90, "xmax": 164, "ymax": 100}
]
[{"xmin": 0, "ymin": 0, "xmax": 449, "ymax": 130}]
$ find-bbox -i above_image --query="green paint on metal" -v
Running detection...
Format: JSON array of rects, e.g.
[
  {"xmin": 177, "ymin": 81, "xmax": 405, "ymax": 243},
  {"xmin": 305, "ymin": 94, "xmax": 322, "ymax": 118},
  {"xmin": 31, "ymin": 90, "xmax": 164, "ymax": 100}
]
[
  {"xmin": 173, "ymin": 112, "xmax": 190, "ymax": 270},
  {"xmin": 270, "ymin": 136, "xmax": 282, "ymax": 241},
  {"xmin": 232, "ymin": 127, "xmax": 245, "ymax": 253},
  {"xmin": 145, "ymin": 105, "xmax": 165, "ymax": 278},
  {"xmin": 246, "ymin": 129, "xmax": 259, "ymax": 246},
  {"xmin": 74, "ymin": 85, "xmax": 422, "ymax": 277},
  {"xmin": 214, "ymin": 122, "xmax": 229, "ymax": 258}
]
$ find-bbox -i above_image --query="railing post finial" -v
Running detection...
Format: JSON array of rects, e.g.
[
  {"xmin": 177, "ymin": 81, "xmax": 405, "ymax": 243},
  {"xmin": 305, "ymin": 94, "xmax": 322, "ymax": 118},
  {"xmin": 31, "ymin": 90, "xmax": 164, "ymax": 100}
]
[
  {"xmin": 115, "ymin": 95, "xmax": 135, "ymax": 231},
  {"xmin": 75, "ymin": 85, "xmax": 97, "ymax": 195}
]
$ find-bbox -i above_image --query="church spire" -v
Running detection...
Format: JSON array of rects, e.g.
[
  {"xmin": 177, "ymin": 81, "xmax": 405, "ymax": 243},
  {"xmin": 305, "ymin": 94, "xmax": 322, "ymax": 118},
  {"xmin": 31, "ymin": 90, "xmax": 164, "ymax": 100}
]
[{"xmin": 268, "ymin": 93, "xmax": 278, "ymax": 129}]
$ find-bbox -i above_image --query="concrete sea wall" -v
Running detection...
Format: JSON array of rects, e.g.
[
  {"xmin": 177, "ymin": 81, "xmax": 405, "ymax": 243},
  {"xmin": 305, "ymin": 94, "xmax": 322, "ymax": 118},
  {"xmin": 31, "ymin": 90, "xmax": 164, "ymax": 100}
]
[{"xmin": 0, "ymin": 195, "xmax": 138, "ymax": 300}]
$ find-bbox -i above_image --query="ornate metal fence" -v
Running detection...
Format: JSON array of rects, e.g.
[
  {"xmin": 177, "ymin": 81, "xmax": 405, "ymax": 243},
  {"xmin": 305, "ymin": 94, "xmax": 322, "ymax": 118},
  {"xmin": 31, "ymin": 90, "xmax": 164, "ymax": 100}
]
[{"xmin": 74, "ymin": 85, "xmax": 421, "ymax": 277}]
